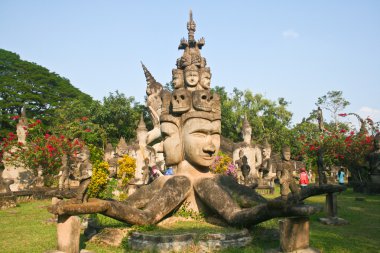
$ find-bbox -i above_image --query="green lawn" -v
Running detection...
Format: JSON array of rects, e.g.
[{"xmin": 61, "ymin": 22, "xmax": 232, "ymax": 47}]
[{"xmin": 0, "ymin": 188, "xmax": 379, "ymax": 253}]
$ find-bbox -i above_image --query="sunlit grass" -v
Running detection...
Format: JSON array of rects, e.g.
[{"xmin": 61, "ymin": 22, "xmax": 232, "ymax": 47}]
[{"xmin": 0, "ymin": 187, "xmax": 379, "ymax": 252}]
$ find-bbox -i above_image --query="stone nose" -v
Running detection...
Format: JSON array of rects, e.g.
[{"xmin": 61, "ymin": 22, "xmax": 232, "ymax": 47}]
[{"xmin": 203, "ymin": 142, "xmax": 216, "ymax": 156}]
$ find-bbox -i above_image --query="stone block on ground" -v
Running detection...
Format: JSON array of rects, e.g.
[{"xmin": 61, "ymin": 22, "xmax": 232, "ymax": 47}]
[
  {"xmin": 57, "ymin": 215, "xmax": 81, "ymax": 253},
  {"xmin": 279, "ymin": 217, "xmax": 310, "ymax": 252}
]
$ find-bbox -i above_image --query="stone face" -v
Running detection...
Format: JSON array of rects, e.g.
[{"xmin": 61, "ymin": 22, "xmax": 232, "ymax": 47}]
[
  {"xmin": 57, "ymin": 215, "xmax": 81, "ymax": 253},
  {"xmin": 279, "ymin": 217, "xmax": 310, "ymax": 252}
]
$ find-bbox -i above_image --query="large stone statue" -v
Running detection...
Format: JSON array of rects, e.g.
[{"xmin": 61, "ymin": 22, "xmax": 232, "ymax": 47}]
[
  {"xmin": 232, "ymin": 116, "xmax": 262, "ymax": 184},
  {"xmin": 49, "ymin": 11, "xmax": 345, "ymax": 227},
  {"xmin": 367, "ymin": 133, "xmax": 380, "ymax": 184}
]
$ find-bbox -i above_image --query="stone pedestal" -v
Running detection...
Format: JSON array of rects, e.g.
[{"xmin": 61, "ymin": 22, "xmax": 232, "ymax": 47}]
[
  {"xmin": 279, "ymin": 217, "xmax": 310, "ymax": 252},
  {"xmin": 318, "ymin": 193, "xmax": 348, "ymax": 225},
  {"xmin": 57, "ymin": 215, "xmax": 81, "ymax": 253},
  {"xmin": 325, "ymin": 193, "xmax": 337, "ymax": 217}
]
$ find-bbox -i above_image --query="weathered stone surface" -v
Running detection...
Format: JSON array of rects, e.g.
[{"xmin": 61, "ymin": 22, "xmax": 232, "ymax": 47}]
[
  {"xmin": 89, "ymin": 228, "xmax": 130, "ymax": 247},
  {"xmin": 129, "ymin": 229, "xmax": 251, "ymax": 252},
  {"xmin": 324, "ymin": 193, "xmax": 337, "ymax": 217},
  {"xmin": 318, "ymin": 217, "xmax": 349, "ymax": 226},
  {"xmin": 57, "ymin": 215, "xmax": 81, "ymax": 253},
  {"xmin": 0, "ymin": 195, "xmax": 17, "ymax": 210},
  {"xmin": 279, "ymin": 217, "xmax": 310, "ymax": 252}
]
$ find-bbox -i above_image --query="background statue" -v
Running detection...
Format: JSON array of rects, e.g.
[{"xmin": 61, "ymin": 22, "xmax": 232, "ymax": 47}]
[
  {"xmin": 259, "ymin": 141, "xmax": 276, "ymax": 187},
  {"xmin": 74, "ymin": 146, "xmax": 92, "ymax": 203},
  {"xmin": 232, "ymin": 116, "xmax": 262, "ymax": 185},
  {"xmin": 276, "ymin": 146, "xmax": 300, "ymax": 200}
]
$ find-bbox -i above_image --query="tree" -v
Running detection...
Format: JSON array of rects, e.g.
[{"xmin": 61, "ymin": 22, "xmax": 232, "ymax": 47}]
[
  {"xmin": 212, "ymin": 86, "xmax": 293, "ymax": 152},
  {"xmin": 91, "ymin": 91, "xmax": 144, "ymax": 145},
  {"xmin": 316, "ymin": 91, "xmax": 350, "ymax": 130},
  {"xmin": 0, "ymin": 49, "xmax": 93, "ymax": 137}
]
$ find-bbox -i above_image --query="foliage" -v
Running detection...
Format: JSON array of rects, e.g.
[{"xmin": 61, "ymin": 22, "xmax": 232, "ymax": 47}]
[
  {"xmin": 117, "ymin": 154, "xmax": 136, "ymax": 185},
  {"xmin": 209, "ymin": 151, "xmax": 236, "ymax": 178},
  {"xmin": 174, "ymin": 201, "xmax": 205, "ymax": 221},
  {"xmin": 316, "ymin": 90, "xmax": 350, "ymax": 129},
  {"xmin": 0, "ymin": 49, "xmax": 93, "ymax": 138},
  {"xmin": 212, "ymin": 86, "xmax": 293, "ymax": 152},
  {"xmin": 294, "ymin": 114, "xmax": 378, "ymax": 182},
  {"xmin": 88, "ymin": 161, "xmax": 110, "ymax": 198},
  {"xmin": 52, "ymin": 114, "xmax": 107, "ymax": 147},
  {"xmin": 0, "ymin": 118, "xmax": 83, "ymax": 177},
  {"xmin": 97, "ymin": 178, "xmax": 118, "ymax": 199},
  {"xmin": 91, "ymin": 91, "xmax": 143, "ymax": 145}
]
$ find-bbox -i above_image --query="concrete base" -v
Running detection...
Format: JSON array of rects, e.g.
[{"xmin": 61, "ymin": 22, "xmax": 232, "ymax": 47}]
[
  {"xmin": 129, "ymin": 229, "xmax": 251, "ymax": 252},
  {"xmin": 318, "ymin": 217, "xmax": 349, "ymax": 226}
]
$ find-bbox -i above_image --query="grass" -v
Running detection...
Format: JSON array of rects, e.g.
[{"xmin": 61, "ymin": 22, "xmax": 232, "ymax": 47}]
[{"xmin": 0, "ymin": 188, "xmax": 379, "ymax": 253}]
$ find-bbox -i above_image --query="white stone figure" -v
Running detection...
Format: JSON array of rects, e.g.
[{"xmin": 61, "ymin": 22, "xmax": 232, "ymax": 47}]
[{"xmin": 232, "ymin": 117, "xmax": 262, "ymax": 184}]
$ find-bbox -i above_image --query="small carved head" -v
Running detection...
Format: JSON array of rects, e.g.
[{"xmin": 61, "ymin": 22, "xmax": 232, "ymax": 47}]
[
  {"xmin": 192, "ymin": 90, "xmax": 213, "ymax": 112},
  {"xmin": 172, "ymin": 69, "xmax": 184, "ymax": 89},
  {"xmin": 171, "ymin": 88, "xmax": 191, "ymax": 113},
  {"xmin": 184, "ymin": 64, "xmax": 199, "ymax": 87},
  {"xmin": 199, "ymin": 67, "xmax": 211, "ymax": 90}
]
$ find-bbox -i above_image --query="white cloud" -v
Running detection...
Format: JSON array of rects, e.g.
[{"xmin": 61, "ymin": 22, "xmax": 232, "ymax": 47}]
[
  {"xmin": 357, "ymin": 106, "xmax": 380, "ymax": 122},
  {"xmin": 282, "ymin": 29, "xmax": 300, "ymax": 39}
]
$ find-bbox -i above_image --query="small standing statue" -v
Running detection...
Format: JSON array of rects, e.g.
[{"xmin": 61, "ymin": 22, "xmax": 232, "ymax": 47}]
[
  {"xmin": 277, "ymin": 146, "xmax": 300, "ymax": 201},
  {"xmin": 58, "ymin": 154, "xmax": 70, "ymax": 191},
  {"xmin": 74, "ymin": 146, "xmax": 92, "ymax": 203},
  {"xmin": 317, "ymin": 148, "xmax": 327, "ymax": 185},
  {"xmin": 259, "ymin": 141, "xmax": 276, "ymax": 187},
  {"xmin": 234, "ymin": 150, "xmax": 245, "ymax": 184},
  {"xmin": 240, "ymin": 156, "xmax": 251, "ymax": 185},
  {"xmin": 316, "ymin": 106, "xmax": 325, "ymax": 132}
]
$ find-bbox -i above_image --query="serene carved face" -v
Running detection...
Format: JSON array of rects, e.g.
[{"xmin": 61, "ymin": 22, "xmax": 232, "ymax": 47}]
[
  {"xmin": 199, "ymin": 69, "xmax": 211, "ymax": 89},
  {"xmin": 282, "ymin": 151, "xmax": 291, "ymax": 161},
  {"xmin": 262, "ymin": 148, "xmax": 271, "ymax": 159},
  {"xmin": 172, "ymin": 69, "xmax": 184, "ymax": 89},
  {"xmin": 137, "ymin": 130, "xmax": 148, "ymax": 146},
  {"xmin": 185, "ymin": 67, "xmax": 199, "ymax": 87},
  {"xmin": 242, "ymin": 127, "xmax": 252, "ymax": 144},
  {"xmin": 183, "ymin": 118, "xmax": 221, "ymax": 168},
  {"xmin": 161, "ymin": 122, "xmax": 182, "ymax": 166}
]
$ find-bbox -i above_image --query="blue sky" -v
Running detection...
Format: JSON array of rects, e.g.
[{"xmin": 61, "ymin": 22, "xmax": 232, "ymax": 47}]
[{"xmin": 1, "ymin": 1, "xmax": 379, "ymax": 128}]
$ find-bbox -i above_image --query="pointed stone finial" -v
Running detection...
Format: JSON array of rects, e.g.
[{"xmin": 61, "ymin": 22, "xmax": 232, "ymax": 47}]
[
  {"xmin": 137, "ymin": 114, "xmax": 147, "ymax": 132},
  {"xmin": 242, "ymin": 115, "xmax": 250, "ymax": 130},
  {"xmin": 141, "ymin": 62, "xmax": 157, "ymax": 87},
  {"xmin": 187, "ymin": 10, "xmax": 196, "ymax": 42}
]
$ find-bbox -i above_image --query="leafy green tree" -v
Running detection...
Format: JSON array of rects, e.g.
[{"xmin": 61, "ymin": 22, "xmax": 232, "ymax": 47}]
[
  {"xmin": 91, "ymin": 91, "xmax": 144, "ymax": 145},
  {"xmin": 0, "ymin": 49, "xmax": 93, "ymax": 137},
  {"xmin": 316, "ymin": 91, "xmax": 350, "ymax": 130},
  {"xmin": 212, "ymin": 86, "xmax": 293, "ymax": 152}
]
